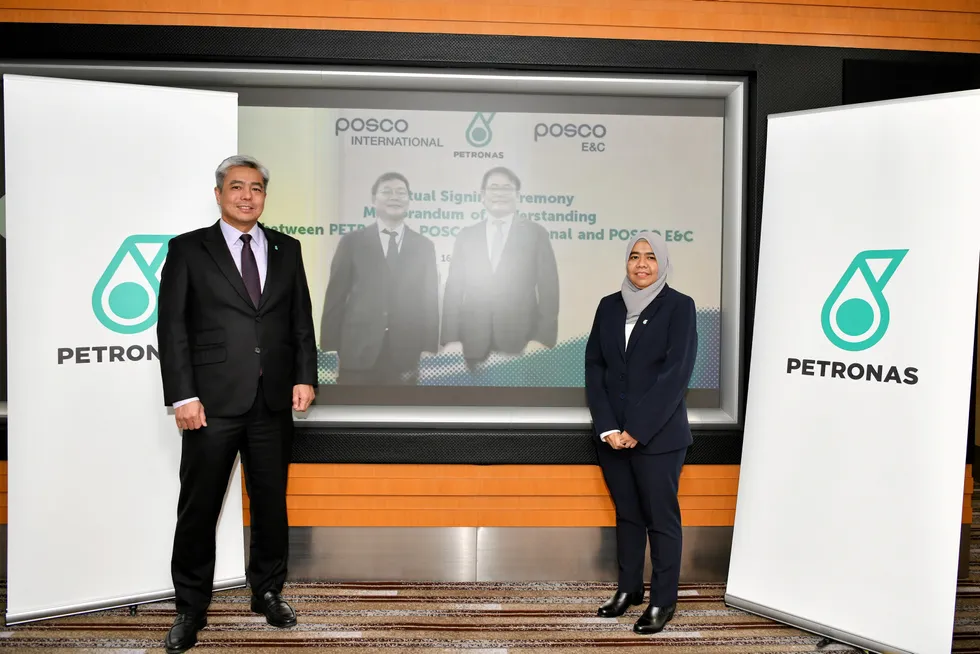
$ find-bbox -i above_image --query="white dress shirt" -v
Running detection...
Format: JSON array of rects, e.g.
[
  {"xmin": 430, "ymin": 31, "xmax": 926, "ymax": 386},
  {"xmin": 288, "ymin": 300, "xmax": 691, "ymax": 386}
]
[
  {"xmin": 486, "ymin": 213, "xmax": 514, "ymax": 269},
  {"xmin": 173, "ymin": 219, "xmax": 269, "ymax": 409},
  {"xmin": 599, "ymin": 321, "xmax": 638, "ymax": 442},
  {"xmin": 220, "ymin": 219, "xmax": 269, "ymax": 290},
  {"xmin": 377, "ymin": 219, "xmax": 405, "ymax": 256}
]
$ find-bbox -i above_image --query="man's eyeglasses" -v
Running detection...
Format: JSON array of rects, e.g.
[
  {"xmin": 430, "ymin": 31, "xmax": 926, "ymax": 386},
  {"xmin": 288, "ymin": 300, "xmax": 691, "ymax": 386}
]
[{"xmin": 377, "ymin": 189, "xmax": 409, "ymax": 199}]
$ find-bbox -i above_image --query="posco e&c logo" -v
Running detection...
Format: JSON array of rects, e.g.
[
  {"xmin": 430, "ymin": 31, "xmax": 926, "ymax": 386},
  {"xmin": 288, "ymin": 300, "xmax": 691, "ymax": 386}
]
[
  {"xmin": 534, "ymin": 122, "xmax": 606, "ymax": 141},
  {"xmin": 820, "ymin": 249, "xmax": 907, "ymax": 352},
  {"xmin": 92, "ymin": 235, "xmax": 172, "ymax": 334},
  {"xmin": 533, "ymin": 121, "xmax": 606, "ymax": 152}
]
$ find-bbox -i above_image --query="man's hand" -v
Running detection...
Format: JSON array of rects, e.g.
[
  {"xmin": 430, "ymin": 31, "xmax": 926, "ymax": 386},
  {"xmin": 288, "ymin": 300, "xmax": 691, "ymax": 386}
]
[
  {"xmin": 619, "ymin": 431, "xmax": 639, "ymax": 449},
  {"xmin": 175, "ymin": 401, "xmax": 207, "ymax": 431},
  {"xmin": 606, "ymin": 431, "xmax": 624, "ymax": 450},
  {"xmin": 440, "ymin": 342, "xmax": 464, "ymax": 355},
  {"xmin": 293, "ymin": 384, "xmax": 315, "ymax": 412}
]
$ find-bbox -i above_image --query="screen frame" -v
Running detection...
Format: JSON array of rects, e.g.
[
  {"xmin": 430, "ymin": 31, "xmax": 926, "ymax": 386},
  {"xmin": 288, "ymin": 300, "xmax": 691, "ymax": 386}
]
[{"xmin": 0, "ymin": 62, "xmax": 748, "ymax": 429}]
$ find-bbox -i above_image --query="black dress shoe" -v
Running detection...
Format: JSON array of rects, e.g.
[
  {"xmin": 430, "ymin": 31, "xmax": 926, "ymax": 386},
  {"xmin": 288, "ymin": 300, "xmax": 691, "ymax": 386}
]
[
  {"xmin": 633, "ymin": 602, "xmax": 676, "ymax": 634},
  {"xmin": 596, "ymin": 590, "xmax": 645, "ymax": 617},
  {"xmin": 164, "ymin": 612, "xmax": 207, "ymax": 654},
  {"xmin": 251, "ymin": 590, "xmax": 297, "ymax": 627}
]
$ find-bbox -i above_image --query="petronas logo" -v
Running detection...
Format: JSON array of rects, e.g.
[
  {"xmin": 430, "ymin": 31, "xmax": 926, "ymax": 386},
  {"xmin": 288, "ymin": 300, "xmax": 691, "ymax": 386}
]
[
  {"xmin": 93, "ymin": 235, "xmax": 172, "ymax": 334},
  {"xmin": 466, "ymin": 112, "xmax": 496, "ymax": 148},
  {"xmin": 821, "ymin": 249, "xmax": 908, "ymax": 352}
]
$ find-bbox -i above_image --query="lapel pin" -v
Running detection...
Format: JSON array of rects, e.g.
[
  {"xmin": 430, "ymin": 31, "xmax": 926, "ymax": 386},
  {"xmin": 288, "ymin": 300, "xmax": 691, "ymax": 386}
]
[
  {"xmin": 274, "ymin": 245, "xmax": 279, "ymax": 251},
  {"xmin": 643, "ymin": 319, "xmax": 648, "ymax": 324}
]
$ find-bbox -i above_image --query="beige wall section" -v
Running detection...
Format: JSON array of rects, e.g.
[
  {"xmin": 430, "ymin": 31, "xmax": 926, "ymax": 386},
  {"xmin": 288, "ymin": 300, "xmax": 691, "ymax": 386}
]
[{"xmin": 3, "ymin": 1, "xmax": 980, "ymax": 53}]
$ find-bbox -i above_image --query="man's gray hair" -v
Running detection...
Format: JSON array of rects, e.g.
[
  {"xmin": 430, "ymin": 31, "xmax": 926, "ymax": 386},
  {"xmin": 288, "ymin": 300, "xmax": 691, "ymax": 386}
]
[{"xmin": 215, "ymin": 155, "xmax": 270, "ymax": 190}]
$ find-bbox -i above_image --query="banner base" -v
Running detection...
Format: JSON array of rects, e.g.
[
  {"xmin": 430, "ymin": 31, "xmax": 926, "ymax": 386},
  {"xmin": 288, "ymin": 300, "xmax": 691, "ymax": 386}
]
[
  {"xmin": 724, "ymin": 594, "xmax": 908, "ymax": 654},
  {"xmin": 5, "ymin": 575, "xmax": 247, "ymax": 626}
]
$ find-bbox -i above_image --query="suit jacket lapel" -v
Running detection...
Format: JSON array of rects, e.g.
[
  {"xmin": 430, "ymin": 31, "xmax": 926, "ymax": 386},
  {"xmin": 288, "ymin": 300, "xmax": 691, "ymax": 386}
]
[
  {"xmin": 203, "ymin": 221, "xmax": 254, "ymax": 309},
  {"xmin": 363, "ymin": 223, "xmax": 399, "ymax": 295},
  {"xmin": 495, "ymin": 217, "xmax": 525, "ymax": 273},
  {"xmin": 258, "ymin": 224, "xmax": 282, "ymax": 310},
  {"xmin": 401, "ymin": 227, "xmax": 421, "ymax": 266},
  {"xmin": 612, "ymin": 297, "xmax": 627, "ymax": 360},
  {"xmin": 475, "ymin": 221, "xmax": 493, "ymax": 275},
  {"xmin": 625, "ymin": 289, "xmax": 668, "ymax": 360},
  {"xmin": 365, "ymin": 223, "xmax": 384, "ymax": 260}
]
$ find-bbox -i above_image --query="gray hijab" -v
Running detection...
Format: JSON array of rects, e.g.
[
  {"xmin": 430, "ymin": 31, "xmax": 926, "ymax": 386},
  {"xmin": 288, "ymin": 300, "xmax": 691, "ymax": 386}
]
[{"xmin": 621, "ymin": 231, "xmax": 671, "ymax": 324}]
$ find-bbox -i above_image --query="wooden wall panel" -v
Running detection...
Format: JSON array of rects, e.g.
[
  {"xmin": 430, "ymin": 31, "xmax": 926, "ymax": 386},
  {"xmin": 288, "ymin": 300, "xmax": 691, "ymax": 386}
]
[
  {"xmin": 3, "ymin": 0, "xmax": 980, "ymax": 53},
  {"xmin": 0, "ymin": 461, "xmax": 968, "ymax": 527},
  {"xmin": 238, "ymin": 463, "xmax": 976, "ymax": 528}
]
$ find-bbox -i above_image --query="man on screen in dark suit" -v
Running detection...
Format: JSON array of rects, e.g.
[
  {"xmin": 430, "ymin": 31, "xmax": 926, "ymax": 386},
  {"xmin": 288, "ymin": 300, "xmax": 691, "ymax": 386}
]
[
  {"xmin": 320, "ymin": 172, "xmax": 439, "ymax": 385},
  {"xmin": 441, "ymin": 167, "xmax": 560, "ymax": 368},
  {"xmin": 157, "ymin": 155, "xmax": 317, "ymax": 654}
]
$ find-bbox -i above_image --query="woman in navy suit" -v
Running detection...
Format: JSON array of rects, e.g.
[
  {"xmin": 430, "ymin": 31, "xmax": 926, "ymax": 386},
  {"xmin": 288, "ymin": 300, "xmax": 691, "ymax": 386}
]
[{"xmin": 584, "ymin": 231, "xmax": 698, "ymax": 634}]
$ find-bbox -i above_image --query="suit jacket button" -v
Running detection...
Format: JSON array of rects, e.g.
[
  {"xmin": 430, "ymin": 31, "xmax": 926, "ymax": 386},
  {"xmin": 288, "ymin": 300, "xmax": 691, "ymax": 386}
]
[
  {"xmin": 619, "ymin": 393, "xmax": 625, "ymax": 399},
  {"xmin": 620, "ymin": 374, "xmax": 625, "ymax": 381},
  {"xmin": 255, "ymin": 316, "xmax": 261, "ymax": 322},
  {"xmin": 254, "ymin": 347, "xmax": 261, "ymax": 354}
]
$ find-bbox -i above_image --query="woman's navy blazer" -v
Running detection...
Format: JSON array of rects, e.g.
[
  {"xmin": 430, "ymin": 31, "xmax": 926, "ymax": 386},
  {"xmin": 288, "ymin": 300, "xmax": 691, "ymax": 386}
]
[{"xmin": 584, "ymin": 284, "xmax": 698, "ymax": 454}]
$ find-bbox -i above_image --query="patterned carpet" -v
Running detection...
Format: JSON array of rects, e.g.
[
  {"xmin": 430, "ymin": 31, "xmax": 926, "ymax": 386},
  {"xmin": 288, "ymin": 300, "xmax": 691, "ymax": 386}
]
[{"xmin": 1, "ymin": 497, "xmax": 979, "ymax": 653}]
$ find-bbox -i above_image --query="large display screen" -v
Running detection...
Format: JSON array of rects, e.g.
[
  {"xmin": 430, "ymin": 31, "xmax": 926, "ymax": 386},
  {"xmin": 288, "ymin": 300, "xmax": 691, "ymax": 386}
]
[{"xmin": 238, "ymin": 100, "xmax": 724, "ymax": 408}]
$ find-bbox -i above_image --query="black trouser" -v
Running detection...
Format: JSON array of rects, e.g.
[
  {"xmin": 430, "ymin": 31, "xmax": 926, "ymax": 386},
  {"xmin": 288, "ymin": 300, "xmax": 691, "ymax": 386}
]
[
  {"xmin": 338, "ymin": 333, "xmax": 418, "ymax": 385},
  {"xmin": 171, "ymin": 379, "xmax": 293, "ymax": 614},
  {"xmin": 595, "ymin": 444, "xmax": 687, "ymax": 606}
]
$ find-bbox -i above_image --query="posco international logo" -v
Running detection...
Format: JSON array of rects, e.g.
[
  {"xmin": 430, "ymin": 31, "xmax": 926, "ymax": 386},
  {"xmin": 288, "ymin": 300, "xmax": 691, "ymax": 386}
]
[
  {"xmin": 336, "ymin": 115, "xmax": 443, "ymax": 148},
  {"xmin": 92, "ymin": 235, "xmax": 172, "ymax": 334},
  {"xmin": 821, "ymin": 249, "xmax": 907, "ymax": 352},
  {"xmin": 334, "ymin": 117, "xmax": 409, "ymax": 136}
]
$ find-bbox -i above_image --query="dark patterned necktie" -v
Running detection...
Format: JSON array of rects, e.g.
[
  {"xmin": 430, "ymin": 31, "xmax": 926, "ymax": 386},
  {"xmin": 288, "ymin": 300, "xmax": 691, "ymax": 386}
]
[
  {"xmin": 382, "ymin": 229, "xmax": 399, "ymax": 267},
  {"xmin": 239, "ymin": 233, "xmax": 261, "ymax": 307}
]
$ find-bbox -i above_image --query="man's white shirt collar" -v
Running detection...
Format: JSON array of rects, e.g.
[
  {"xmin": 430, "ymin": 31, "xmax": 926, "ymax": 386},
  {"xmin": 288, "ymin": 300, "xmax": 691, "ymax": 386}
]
[
  {"xmin": 487, "ymin": 213, "xmax": 515, "ymax": 226},
  {"xmin": 220, "ymin": 219, "xmax": 263, "ymax": 248},
  {"xmin": 377, "ymin": 219, "xmax": 405, "ymax": 238}
]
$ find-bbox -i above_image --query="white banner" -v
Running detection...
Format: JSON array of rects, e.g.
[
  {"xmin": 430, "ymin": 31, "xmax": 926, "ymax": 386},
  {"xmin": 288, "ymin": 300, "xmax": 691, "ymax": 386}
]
[
  {"xmin": 728, "ymin": 92, "xmax": 980, "ymax": 654},
  {"xmin": 4, "ymin": 75, "xmax": 245, "ymax": 622}
]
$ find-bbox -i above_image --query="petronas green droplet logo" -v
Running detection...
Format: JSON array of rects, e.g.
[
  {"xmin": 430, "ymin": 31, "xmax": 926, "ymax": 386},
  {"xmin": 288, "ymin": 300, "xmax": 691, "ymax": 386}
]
[
  {"xmin": 821, "ymin": 249, "xmax": 907, "ymax": 352},
  {"xmin": 466, "ymin": 112, "xmax": 496, "ymax": 148},
  {"xmin": 93, "ymin": 235, "xmax": 172, "ymax": 334}
]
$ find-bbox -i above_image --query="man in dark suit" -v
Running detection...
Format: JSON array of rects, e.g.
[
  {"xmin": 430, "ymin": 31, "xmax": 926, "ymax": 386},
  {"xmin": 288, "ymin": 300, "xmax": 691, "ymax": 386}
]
[
  {"xmin": 441, "ymin": 167, "xmax": 559, "ymax": 368},
  {"xmin": 157, "ymin": 155, "xmax": 317, "ymax": 654},
  {"xmin": 320, "ymin": 172, "xmax": 439, "ymax": 385}
]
